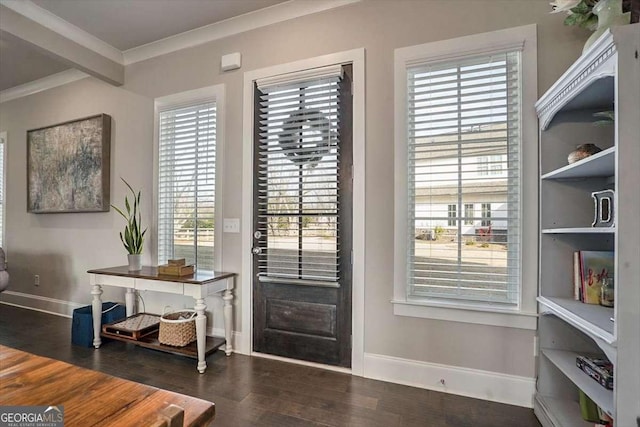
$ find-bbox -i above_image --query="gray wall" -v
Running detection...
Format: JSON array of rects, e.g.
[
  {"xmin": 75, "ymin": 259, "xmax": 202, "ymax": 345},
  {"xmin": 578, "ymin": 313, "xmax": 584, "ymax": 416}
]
[{"xmin": 0, "ymin": 0, "xmax": 588, "ymax": 378}]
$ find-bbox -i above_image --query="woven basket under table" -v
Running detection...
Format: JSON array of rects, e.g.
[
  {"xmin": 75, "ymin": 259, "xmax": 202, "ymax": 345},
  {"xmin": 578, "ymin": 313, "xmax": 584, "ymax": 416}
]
[{"xmin": 158, "ymin": 310, "xmax": 197, "ymax": 347}]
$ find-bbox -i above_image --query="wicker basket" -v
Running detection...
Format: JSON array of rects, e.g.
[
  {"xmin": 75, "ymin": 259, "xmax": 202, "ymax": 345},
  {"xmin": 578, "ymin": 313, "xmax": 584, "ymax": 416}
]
[{"xmin": 158, "ymin": 310, "xmax": 197, "ymax": 347}]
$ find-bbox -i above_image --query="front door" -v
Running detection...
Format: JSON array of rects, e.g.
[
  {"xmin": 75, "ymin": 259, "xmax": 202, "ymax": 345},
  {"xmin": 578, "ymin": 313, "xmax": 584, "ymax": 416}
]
[{"xmin": 252, "ymin": 64, "xmax": 353, "ymax": 367}]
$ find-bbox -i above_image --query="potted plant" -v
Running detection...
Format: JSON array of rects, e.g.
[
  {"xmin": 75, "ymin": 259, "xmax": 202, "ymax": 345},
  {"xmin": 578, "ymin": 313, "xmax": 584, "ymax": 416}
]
[{"xmin": 111, "ymin": 178, "xmax": 147, "ymax": 271}]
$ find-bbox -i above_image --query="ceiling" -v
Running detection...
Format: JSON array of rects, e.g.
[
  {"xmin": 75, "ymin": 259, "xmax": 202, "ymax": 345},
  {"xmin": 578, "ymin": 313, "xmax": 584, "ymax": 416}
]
[
  {"xmin": 0, "ymin": 32, "xmax": 70, "ymax": 90},
  {"xmin": 0, "ymin": 0, "xmax": 288, "ymax": 92},
  {"xmin": 30, "ymin": 0, "xmax": 288, "ymax": 50}
]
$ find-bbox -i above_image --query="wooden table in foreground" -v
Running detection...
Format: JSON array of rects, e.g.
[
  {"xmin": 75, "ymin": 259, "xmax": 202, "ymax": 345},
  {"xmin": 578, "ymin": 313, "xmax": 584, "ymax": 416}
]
[
  {"xmin": 88, "ymin": 266, "xmax": 236, "ymax": 373},
  {"xmin": 0, "ymin": 345, "xmax": 215, "ymax": 426}
]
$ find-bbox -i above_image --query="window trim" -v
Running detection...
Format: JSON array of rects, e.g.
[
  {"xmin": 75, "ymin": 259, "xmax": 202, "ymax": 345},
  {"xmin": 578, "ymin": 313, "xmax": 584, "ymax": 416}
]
[
  {"xmin": 152, "ymin": 84, "xmax": 225, "ymax": 271},
  {"xmin": 393, "ymin": 24, "xmax": 538, "ymax": 329}
]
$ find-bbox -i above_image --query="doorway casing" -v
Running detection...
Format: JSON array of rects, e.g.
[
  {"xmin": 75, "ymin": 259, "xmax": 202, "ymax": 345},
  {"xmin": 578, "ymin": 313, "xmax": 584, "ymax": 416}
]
[{"xmin": 241, "ymin": 48, "xmax": 366, "ymax": 375}]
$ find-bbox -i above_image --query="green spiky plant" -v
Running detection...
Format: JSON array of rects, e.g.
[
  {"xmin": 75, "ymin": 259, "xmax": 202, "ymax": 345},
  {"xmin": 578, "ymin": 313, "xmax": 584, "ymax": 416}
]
[{"xmin": 111, "ymin": 178, "xmax": 147, "ymax": 254}]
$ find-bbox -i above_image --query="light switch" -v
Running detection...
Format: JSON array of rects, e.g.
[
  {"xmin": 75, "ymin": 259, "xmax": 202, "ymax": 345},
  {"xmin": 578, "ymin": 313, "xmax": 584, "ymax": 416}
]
[{"xmin": 223, "ymin": 218, "xmax": 240, "ymax": 233}]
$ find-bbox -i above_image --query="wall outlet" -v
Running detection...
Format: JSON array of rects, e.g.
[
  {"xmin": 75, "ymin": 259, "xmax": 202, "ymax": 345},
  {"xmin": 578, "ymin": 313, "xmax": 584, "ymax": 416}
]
[
  {"xmin": 223, "ymin": 218, "xmax": 240, "ymax": 233},
  {"xmin": 34, "ymin": 275, "xmax": 40, "ymax": 286}
]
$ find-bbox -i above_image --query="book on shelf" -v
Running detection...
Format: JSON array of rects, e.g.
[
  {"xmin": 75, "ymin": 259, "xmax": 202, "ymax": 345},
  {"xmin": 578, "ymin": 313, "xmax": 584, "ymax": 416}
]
[
  {"xmin": 573, "ymin": 251, "xmax": 582, "ymax": 301},
  {"xmin": 574, "ymin": 251, "xmax": 614, "ymax": 305}
]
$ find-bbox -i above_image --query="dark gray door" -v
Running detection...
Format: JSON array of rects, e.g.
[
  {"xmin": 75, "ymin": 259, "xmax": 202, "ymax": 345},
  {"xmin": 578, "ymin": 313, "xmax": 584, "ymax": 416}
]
[{"xmin": 252, "ymin": 65, "xmax": 353, "ymax": 367}]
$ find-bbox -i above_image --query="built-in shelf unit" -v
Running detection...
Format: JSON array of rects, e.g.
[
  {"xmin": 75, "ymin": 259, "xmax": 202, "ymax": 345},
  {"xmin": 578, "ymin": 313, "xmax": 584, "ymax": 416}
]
[{"xmin": 534, "ymin": 25, "xmax": 640, "ymax": 427}]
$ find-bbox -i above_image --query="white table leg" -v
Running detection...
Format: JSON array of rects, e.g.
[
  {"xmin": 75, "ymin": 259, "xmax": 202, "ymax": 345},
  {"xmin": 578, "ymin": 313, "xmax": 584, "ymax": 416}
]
[
  {"xmin": 125, "ymin": 288, "xmax": 136, "ymax": 316},
  {"xmin": 223, "ymin": 287, "xmax": 234, "ymax": 356},
  {"xmin": 194, "ymin": 298, "xmax": 207, "ymax": 373},
  {"xmin": 91, "ymin": 284, "xmax": 103, "ymax": 348}
]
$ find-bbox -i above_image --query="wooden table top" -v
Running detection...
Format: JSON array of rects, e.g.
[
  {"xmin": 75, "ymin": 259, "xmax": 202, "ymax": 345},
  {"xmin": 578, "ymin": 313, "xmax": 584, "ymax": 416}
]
[
  {"xmin": 87, "ymin": 265, "xmax": 235, "ymax": 285},
  {"xmin": 0, "ymin": 345, "xmax": 215, "ymax": 426}
]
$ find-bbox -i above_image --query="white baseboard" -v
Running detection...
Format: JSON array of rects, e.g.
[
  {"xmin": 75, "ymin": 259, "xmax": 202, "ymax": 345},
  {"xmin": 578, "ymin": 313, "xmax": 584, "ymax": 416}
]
[
  {"xmin": 363, "ymin": 352, "xmax": 535, "ymax": 408},
  {"xmin": 0, "ymin": 291, "xmax": 84, "ymax": 318}
]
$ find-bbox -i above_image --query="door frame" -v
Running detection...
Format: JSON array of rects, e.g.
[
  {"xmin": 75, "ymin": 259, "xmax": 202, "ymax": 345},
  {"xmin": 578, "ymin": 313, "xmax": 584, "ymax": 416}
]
[{"xmin": 241, "ymin": 48, "xmax": 365, "ymax": 375}]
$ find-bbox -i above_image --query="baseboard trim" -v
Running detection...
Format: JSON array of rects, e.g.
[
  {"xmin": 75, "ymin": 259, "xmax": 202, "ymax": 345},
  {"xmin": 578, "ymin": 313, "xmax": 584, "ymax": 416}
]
[
  {"xmin": 0, "ymin": 291, "xmax": 84, "ymax": 318},
  {"xmin": 363, "ymin": 352, "xmax": 535, "ymax": 408}
]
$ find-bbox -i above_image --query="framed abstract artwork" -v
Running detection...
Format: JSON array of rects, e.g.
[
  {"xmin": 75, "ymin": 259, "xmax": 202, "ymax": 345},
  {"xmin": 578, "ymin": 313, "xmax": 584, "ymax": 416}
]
[{"xmin": 27, "ymin": 114, "xmax": 111, "ymax": 213}]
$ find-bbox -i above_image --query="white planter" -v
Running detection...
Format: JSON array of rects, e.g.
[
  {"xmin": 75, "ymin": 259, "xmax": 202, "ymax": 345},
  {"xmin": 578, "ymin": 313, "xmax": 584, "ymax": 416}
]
[{"xmin": 127, "ymin": 254, "xmax": 142, "ymax": 271}]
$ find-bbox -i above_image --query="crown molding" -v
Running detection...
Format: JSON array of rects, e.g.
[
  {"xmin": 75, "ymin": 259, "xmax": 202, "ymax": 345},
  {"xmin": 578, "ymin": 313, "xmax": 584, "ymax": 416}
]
[
  {"xmin": 0, "ymin": 0, "xmax": 361, "ymax": 96},
  {"xmin": 0, "ymin": 69, "xmax": 88, "ymax": 104},
  {"xmin": 0, "ymin": 0, "xmax": 123, "ymax": 64},
  {"xmin": 122, "ymin": 0, "xmax": 361, "ymax": 65}
]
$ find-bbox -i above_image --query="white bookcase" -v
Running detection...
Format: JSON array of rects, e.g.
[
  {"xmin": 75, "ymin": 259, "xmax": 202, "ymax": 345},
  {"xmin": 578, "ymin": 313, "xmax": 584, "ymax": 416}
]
[{"xmin": 534, "ymin": 24, "xmax": 640, "ymax": 427}]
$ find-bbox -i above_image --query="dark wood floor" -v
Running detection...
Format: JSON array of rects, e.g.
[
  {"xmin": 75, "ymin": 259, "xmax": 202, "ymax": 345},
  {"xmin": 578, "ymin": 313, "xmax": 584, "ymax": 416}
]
[{"xmin": 0, "ymin": 304, "xmax": 540, "ymax": 427}]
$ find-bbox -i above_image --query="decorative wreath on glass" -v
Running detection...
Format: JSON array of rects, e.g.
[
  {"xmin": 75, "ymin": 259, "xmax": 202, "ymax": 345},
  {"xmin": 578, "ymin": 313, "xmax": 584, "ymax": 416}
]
[{"xmin": 276, "ymin": 107, "xmax": 337, "ymax": 167}]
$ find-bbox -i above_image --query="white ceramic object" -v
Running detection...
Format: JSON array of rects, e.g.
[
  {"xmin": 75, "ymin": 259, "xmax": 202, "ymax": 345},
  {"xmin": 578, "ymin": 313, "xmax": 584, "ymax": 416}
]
[{"xmin": 583, "ymin": 0, "xmax": 631, "ymax": 54}]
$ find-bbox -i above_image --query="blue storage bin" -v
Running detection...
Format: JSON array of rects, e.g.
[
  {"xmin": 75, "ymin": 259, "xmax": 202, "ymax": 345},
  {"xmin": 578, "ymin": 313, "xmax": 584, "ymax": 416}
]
[{"xmin": 72, "ymin": 302, "xmax": 126, "ymax": 347}]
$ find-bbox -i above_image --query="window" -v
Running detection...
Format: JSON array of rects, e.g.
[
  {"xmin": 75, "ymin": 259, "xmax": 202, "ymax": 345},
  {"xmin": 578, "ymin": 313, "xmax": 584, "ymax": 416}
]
[
  {"xmin": 481, "ymin": 203, "xmax": 492, "ymax": 227},
  {"xmin": 477, "ymin": 156, "xmax": 489, "ymax": 176},
  {"xmin": 464, "ymin": 204, "xmax": 474, "ymax": 225},
  {"xmin": 155, "ymin": 86, "xmax": 224, "ymax": 271},
  {"xmin": 254, "ymin": 66, "xmax": 349, "ymax": 283},
  {"xmin": 394, "ymin": 25, "xmax": 538, "ymax": 328},
  {"xmin": 403, "ymin": 50, "xmax": 519, "ymax": 304},
  {"xmin": 478, "ymin": 155, "xmax": 503, "ymax": 176},
  {"xmin": 489, "ymin": 155, "xmax": 503, "ymax": 175},
  {"xmin": 447, "ymin": 204, "xmax": 456, "ymax": 227},
  {"xmin": 0, "ymin": 132, "xmax": 5, "ymax": 248}
]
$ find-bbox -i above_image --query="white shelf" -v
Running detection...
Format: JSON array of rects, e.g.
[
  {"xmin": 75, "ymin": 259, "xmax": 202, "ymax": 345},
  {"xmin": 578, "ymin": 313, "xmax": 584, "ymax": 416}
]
[
  {"xmin": 542, "ymin": 227, "xmax": 615, "ymax": 234},
  {"xmin": 542, "ymin": 147, "xmax": 615, "ymax": 180},
  {"xmin": 535, "ymin": 24, "xmax": 640, "ymax": 427},
  {"xmin": 538, "ymin": 297, "xmax": 615, "ymax": 345},
  {"xmin": 542, "ymin": 349, "xmax": 614, "ymax": 418},
  {"xmin": 536, "ymin": 29, "xmax": 616, "ymax": 130},
  {"xmin": 534, "ymin": 394, "xmax": 593, "ymax": 427}
]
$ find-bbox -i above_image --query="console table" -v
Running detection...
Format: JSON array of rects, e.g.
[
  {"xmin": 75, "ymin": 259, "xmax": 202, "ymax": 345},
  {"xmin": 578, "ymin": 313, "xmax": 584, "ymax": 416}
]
[{"xmin": 88, "ymin": 266, "xmax": 236, "ymax": 373}]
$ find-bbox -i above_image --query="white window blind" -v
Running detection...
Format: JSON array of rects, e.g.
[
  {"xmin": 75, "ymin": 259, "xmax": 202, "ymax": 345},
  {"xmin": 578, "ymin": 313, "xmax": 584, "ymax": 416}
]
[
  {"xmin": 158, "ymin": 101, "xmax": 216, "ymax": 270},
  {"xmin": 407, "ymin": 50, "xmax": 521, "ymax": 305},
  {"xmin": 256, "ymin": 69, "xmax": 343, "ymax": 283}
]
